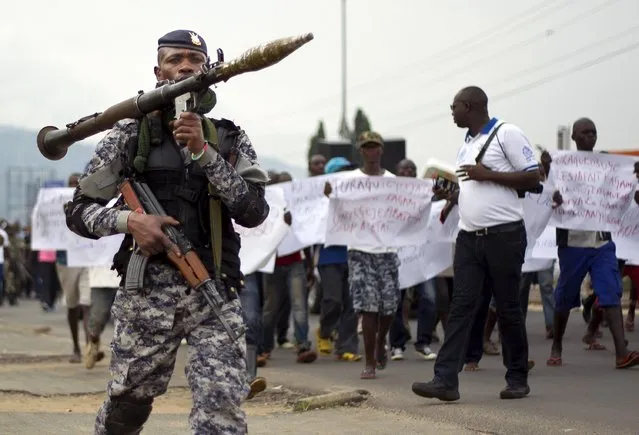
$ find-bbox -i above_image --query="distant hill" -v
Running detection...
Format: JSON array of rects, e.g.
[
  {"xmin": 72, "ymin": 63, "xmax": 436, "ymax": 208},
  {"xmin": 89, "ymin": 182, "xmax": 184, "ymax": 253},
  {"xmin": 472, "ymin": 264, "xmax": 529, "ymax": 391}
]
[{"xmin": 0, "ymin": 125, "xmax": 304, "ymax": 224}]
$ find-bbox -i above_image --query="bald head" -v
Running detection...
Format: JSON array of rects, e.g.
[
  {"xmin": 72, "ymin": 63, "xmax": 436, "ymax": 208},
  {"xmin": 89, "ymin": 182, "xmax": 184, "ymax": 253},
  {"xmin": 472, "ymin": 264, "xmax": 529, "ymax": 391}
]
[
  {"xmin": 267, "ymin": 170, "xmax": 279, "ymax": 185},
  {"xmin": 396, "ymin": 159, "xmax": 417, "ymax": 177},
  {"xmin": 571, "ymin": 117, "xmax": 597, "ymax": 151},
  {"xmin": 458, "ymin": 86, "xmax": 488, "ymax": 110},
  {"xmin": 278, "ymin": 172, "xmax": 292, "ymax": 183},
  {"xmin": 68, "ymin": 172, "xmax": 82, "ymax": 188},
  {"xmin": 451, "ymin": 86, "xmax": 489, "ymax": 130}
]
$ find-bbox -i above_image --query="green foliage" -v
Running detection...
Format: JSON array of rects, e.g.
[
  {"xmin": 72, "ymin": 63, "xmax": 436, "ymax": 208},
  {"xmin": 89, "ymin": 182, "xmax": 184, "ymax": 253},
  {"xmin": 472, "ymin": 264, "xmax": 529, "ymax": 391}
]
[
  {"xmin": 351, "ymin": 108, "xmax": 371, "ymax": 142},
  {"xmin": 307, "ymin": 120, "xmax": 326, "ymax": 160}
]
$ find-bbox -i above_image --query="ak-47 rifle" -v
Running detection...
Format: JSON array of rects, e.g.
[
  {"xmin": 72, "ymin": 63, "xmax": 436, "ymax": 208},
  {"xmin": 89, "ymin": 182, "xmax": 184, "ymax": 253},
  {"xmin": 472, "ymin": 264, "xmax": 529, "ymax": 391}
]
[
  {"xmin": 119, "ymin": 178, "xmax": 244, "ymax": 342},
  {"xmin": 37, "ymin": 33, "xmax": 314, "ymax": 161}
]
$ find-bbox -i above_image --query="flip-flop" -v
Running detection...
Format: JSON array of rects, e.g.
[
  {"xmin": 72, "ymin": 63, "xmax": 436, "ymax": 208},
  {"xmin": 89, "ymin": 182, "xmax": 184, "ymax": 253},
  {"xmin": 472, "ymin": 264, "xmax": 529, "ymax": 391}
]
[
  {"xmin": 360, "ymin": 367, "xmax": 376, "ymax": 379},
  {"xmin": 546, "ymin": 356, "xmax": 562, "ymax": 366},
  {"xmin": 583, "ymin": 334, "xmax": 607, "ymax": 350},
  {"xmin": 616, "ymin": 351, "xmax": 639, "ymax": 369}
]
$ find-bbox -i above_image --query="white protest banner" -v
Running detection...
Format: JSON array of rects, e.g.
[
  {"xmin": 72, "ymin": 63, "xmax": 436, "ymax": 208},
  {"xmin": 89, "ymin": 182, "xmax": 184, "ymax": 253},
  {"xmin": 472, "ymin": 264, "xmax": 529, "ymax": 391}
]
[
  {"xmin": 612, "ymin": 201, "xmax": 639, "ymax": 261},
  {"xmin": 522, "ymin": 257, "xmax": 554, "ymax": 273},
  {"xmin": 30, "ymin": 187, "xmax": 85, "ymax": 250},
  {"xmin": 278, "ymin": 172, "xmax": 352, "ymax": 247},
  {"xmin": 547, "ymin": 151, "xmax": 637, "ymax": 232},
  {"xmin": 425, "ymin": 200, "xmax": 459, "ymax": 244},
  {"xmin": 66, "ymin": 234, "xmax": 125, "ymax": 268},
  {"xmin": 522, "ymin": 182, "xmax": 554, "ymax": 248},
  {"xmin": 235, "ymin": 186, "xmax": 289, "ymax": 275},
  {"xmin": 277, "ymin": 229, "xmax": 306, "ymax": 256},
  {"xmin": 530, "ymin": 226, "xmax": 557, "ymax": 259},
  {"xmin": 258, "ymin": 252, "xmax": 276, "ymax": 274},
  {"xmin": 398, "ymin": 242, "xmax": 453, "ymax": 289},
  {"xmin": 325, "ymin": 176, "xmax": 433, "ymax": 248}
]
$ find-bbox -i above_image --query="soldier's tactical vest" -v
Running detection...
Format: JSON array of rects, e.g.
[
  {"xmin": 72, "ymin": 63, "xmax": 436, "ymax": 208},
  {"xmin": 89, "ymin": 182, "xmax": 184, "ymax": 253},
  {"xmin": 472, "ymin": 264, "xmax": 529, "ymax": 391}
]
[{"xmin": 114, "ymin": 118, "xmax": 243, "ymax": 292}]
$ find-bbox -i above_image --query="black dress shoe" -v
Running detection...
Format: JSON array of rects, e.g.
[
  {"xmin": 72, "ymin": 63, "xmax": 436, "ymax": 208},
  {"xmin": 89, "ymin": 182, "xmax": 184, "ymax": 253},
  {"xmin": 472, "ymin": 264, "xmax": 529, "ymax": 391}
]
[
  {"xmin": 412, "ymin": 380, "xmax": 460, "ymax": 402},
  {"xmin": 500, "ymin": 385, "xmax": 530, "ymax": 399}
]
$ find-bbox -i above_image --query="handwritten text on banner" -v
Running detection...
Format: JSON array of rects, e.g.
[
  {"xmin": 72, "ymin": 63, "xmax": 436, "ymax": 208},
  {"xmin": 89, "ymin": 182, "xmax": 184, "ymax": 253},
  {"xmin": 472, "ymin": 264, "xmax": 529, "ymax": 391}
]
[
  {"xmin": 325, "ymin": 177, "xmax": 433, "ymax": 247},
  {"xmin": 548, "ymin": 151, "xmax": 637, "ymax": 232},
  {"xmin": 31, "ymin": 188, "xmax": 83, "ymax": 251},
  {"xmin": 279, "ymin": 172, "xmax": 352, "ymax": 248}
]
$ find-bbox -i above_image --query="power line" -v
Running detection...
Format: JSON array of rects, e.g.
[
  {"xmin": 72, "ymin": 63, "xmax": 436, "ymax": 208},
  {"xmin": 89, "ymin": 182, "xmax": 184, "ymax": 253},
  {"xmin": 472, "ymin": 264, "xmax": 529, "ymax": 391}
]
[
  {"xmin": 345, "ymin": 0, "xmax": 578, "ymax": 92},
  {"xmin": 245, "ymin": 0, "xmax": 577, "ymax": 124},
  {"xmin": 377, "ymin": 22, "xmax": 639, "ymax": 126},
  {"xmin": 351, "ymin": 0, "xmax": 621, "ymax": 111},
  {"xmin": 386, "ymin": 39, "xmax": 639, "ymax": 132}
]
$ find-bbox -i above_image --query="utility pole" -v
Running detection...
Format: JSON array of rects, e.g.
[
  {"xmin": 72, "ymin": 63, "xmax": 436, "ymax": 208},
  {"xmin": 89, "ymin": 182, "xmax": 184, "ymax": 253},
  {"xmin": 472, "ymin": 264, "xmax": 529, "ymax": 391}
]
[
  {"xmin": 338, "ymin": 0, "xmax": 351, "ymax": 139},
  {"xmin": 557, "ymin": 125, "xmax": 570, "ymax": 150}
]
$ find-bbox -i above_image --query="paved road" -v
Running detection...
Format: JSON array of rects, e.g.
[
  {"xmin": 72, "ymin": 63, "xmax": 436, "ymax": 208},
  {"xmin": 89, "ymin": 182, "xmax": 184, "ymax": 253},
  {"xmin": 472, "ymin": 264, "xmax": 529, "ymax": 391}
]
[
  {"xmin": 260, "ymin": 307, "xmax": 639, "ymax": 435},
  {"xmin": 1, "ymin": 299, "xmax": 637, "ymax": 434}
]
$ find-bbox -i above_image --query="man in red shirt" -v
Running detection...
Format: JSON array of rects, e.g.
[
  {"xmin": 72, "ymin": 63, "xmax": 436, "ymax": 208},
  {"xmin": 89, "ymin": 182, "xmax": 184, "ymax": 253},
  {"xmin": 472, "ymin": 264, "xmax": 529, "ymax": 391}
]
[{"xmin": 262, "ymin": 172, "xmax": 317, "ymax": 363}]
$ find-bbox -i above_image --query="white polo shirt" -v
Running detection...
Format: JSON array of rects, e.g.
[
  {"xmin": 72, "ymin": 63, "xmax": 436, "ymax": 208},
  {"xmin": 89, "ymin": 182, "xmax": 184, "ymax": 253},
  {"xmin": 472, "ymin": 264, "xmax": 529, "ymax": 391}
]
[{"xmin": 456, "ymin": 118, "xmax": 538, "ymax": 232}]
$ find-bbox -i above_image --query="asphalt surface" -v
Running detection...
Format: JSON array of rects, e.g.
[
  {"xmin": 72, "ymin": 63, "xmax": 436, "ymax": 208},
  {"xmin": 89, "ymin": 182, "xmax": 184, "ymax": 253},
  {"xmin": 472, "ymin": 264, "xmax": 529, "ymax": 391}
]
[
  {"xmin": 259, "ymin": 307, "xmax": 639, "ymax": 435},
  {"xmin": 1, "ymin": 298, "xmax": 637, "ymax": 435}
]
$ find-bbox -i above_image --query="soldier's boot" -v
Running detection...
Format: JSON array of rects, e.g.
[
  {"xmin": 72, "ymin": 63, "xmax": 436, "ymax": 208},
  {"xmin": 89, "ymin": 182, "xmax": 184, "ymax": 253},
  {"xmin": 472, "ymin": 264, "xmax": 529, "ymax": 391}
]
[
  {"xmin": 104, "ymin": 397, "xmax": 152, "ymax": 435},
  {"xmin": 246, "ymin": 344, "xmax": 266, "ymax": 400}
]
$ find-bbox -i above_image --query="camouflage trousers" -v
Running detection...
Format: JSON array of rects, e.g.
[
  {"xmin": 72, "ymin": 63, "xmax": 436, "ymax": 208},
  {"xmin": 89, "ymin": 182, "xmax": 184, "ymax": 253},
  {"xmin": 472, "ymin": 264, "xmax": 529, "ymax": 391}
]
[{"xmin": 94, "ymin": 262, "xmax": 249, "ymax": 435}]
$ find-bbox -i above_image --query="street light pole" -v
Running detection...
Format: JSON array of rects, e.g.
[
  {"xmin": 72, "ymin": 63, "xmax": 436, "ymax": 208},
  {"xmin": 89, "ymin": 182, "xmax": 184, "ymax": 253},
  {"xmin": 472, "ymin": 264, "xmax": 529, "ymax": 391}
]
[{"xmin": 338, "ymin": 0, "xmax": 350, "ymax": 139}]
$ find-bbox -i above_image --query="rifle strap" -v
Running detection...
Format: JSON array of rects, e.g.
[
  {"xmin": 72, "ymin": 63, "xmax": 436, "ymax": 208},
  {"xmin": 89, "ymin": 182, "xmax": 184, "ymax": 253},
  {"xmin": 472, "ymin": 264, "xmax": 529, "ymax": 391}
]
[{"xmin": 202, "ymin": 117, "xmax": 223, "ymax": 279}]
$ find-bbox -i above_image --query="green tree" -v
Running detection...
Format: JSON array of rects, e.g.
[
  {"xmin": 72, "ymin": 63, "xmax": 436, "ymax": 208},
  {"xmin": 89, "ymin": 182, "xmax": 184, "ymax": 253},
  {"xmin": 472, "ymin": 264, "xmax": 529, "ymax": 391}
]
[
  {"xmin": 351, "ymin": 108, "xmax": 372, "ymax": 143},
  {"xmin": 307, "ymin": 120, "xmax": 326, "ymax": 160}
]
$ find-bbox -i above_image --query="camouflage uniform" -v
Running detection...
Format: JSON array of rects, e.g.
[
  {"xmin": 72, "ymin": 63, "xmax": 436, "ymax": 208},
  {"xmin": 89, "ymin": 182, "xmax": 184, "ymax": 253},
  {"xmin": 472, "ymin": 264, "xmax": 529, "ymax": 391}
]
[
  {"xmin": 3, "ymin": 231, "xmax": 26, "ymax": 304},
  {"xmin": 66, "ymin": 115, "xmax": 268, "ymax": 434}
]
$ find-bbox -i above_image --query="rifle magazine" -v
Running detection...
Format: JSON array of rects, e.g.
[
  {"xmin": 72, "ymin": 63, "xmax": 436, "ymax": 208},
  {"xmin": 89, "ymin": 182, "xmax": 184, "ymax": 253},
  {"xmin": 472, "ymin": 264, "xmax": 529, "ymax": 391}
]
[{"xmin": 125, "ymin": 253, "xmax": 149, "ymax": 291}]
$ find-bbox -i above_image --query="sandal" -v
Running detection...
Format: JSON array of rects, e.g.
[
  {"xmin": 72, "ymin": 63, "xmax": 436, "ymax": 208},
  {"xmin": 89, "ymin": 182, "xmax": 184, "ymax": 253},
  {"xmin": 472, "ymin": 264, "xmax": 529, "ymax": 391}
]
[
  {"xmin": 360, "ymin": 366, "xmax": 376, "ymax": 379},
  {"xmin": 546, "ymin": 356, "xmax": 562, "ymax": 366},
  {"xmin": 337, "ymin": 352, "xmax": 362, "ymax": 362},
  {"xmin": 616, "ymin": 351, "xmax": 639, "ymax": 369},
  {"xmin": 583, "ymin": 334, "xmax": 606, "ymax": 350}
]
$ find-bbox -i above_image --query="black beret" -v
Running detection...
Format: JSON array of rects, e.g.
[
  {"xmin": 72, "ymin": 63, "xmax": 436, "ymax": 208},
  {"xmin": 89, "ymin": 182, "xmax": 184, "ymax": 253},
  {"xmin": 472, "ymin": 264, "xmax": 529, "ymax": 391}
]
[{"xmin": 158, "ymin": 29, "xmax": 207, "ymax": 56}]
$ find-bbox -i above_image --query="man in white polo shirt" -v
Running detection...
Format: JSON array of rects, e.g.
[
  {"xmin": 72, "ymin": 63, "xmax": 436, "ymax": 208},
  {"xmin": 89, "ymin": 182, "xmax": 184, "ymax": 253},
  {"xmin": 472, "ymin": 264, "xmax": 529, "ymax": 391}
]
[{"xmin": 412, "ymin": 86, "xmax": 540, "ymax": 401}]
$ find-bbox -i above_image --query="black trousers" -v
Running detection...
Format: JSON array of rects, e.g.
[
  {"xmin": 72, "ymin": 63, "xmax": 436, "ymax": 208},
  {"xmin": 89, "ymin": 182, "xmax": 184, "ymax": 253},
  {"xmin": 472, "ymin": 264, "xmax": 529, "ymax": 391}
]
[{"xmin": 433, "ymin": 222, "xmax": 529, "ymax": 389}]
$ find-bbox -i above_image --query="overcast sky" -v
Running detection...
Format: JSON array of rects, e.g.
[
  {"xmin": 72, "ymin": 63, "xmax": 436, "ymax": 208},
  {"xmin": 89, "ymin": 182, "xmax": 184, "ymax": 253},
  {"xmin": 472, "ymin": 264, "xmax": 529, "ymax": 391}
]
[{"xmin": 1, "ymin": 0, "xmax": 638, "ymax": 173}]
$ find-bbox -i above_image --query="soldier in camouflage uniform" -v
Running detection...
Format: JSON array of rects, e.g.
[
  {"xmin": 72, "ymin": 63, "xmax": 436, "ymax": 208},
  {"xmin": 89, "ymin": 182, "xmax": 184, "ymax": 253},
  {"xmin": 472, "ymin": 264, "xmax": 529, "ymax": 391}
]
[
  {"xmin": 3, "ymin": 223, "xmax": 27, "ymax": 306},
  {"xmin": 64, "ymin": 29, "xmax": 269, "ymax": 434}
]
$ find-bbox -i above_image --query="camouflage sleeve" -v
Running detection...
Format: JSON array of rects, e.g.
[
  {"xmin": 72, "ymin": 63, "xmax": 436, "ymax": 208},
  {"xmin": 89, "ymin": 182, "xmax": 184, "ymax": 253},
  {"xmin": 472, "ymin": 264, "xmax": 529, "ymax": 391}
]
[
  {"xmin": 196, "ymin": 130, "xmax": 269, "ymax": 228},
  {"xmin": 65, "ymin": 119, "xmax": 137, "ymax": 239}
]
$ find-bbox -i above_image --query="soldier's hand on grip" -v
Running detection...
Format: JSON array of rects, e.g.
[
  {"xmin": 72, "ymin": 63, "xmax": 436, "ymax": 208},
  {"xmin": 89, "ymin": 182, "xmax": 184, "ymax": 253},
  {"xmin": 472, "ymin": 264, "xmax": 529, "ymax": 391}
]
[
  {"xmin": 173, "ymin": 112, "xmax": 206, "ymax": 154},
  {"xmin": 127, "ymin": 211, "xmax": 182, "ymax": 257}
]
